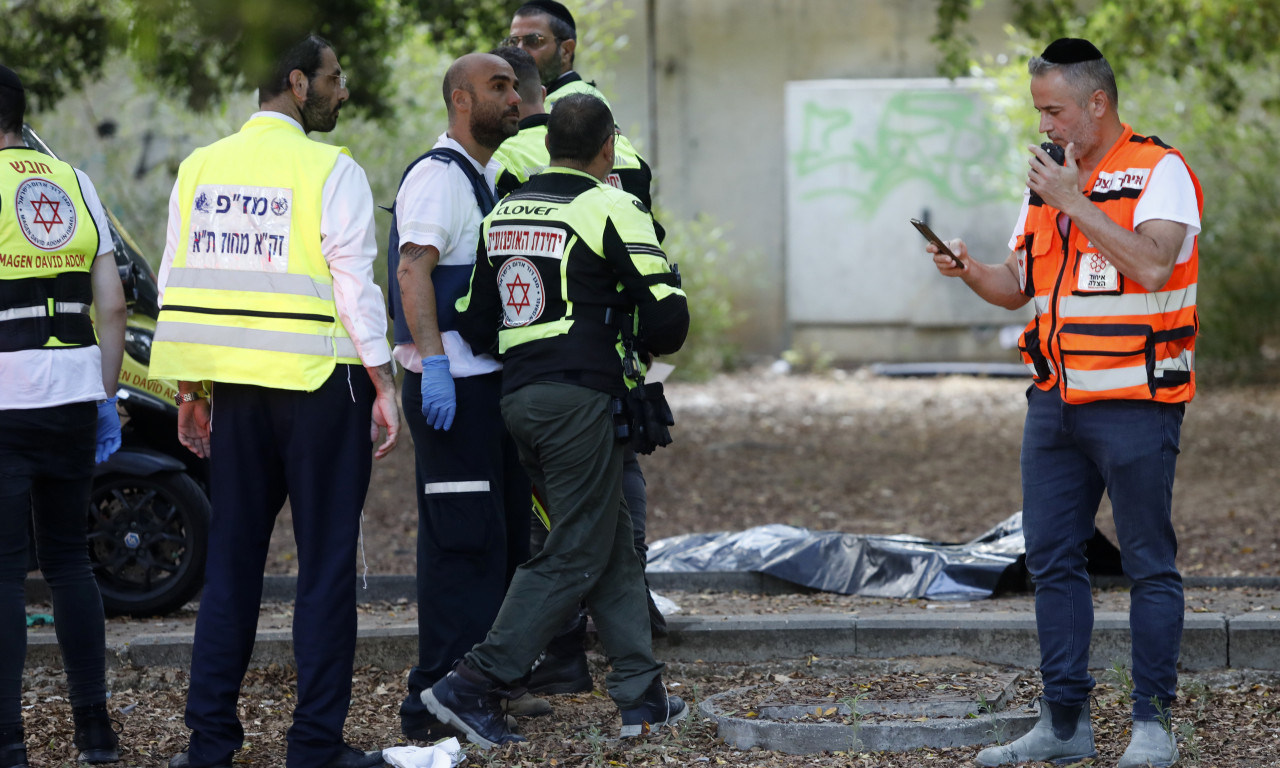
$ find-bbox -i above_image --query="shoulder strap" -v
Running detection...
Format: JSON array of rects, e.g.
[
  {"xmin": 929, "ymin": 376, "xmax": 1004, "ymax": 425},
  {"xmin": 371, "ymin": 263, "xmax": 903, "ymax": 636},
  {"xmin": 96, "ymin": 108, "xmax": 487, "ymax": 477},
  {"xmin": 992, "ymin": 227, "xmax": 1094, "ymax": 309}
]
[{"xmin": 422, "ymin": 147, "xmax": 497, "ymax": 215}]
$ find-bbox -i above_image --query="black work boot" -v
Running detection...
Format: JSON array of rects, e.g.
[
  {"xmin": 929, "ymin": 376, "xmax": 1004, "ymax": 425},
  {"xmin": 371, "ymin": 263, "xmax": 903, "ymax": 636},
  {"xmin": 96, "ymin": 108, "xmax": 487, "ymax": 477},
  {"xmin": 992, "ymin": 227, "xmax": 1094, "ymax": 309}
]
[
  {"xmin": 525, "ymin": 649, "xmax": 593, "ymax": 696},
  {"xmin": 0, "ymin": 727, "xmax": 28, "ymax": 768},
  {"xmin": 72, "ymin": 703, "xmax": 120, "ymax": 764},
  {"xmin": 619, "ymin": 676, "xmax": 688, "ymax": 738},
  {"xmin": 423, "ymin": 661, "xmax": 526, "ymax": 750}
]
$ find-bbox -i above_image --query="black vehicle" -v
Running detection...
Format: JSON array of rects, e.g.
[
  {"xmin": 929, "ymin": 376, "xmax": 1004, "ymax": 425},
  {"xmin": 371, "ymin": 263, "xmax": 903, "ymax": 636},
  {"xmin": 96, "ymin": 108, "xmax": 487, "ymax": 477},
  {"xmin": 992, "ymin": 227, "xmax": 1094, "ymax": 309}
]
[{"xmin": 22, "ymin": 125, "xmax": 210, "ymax": 617}]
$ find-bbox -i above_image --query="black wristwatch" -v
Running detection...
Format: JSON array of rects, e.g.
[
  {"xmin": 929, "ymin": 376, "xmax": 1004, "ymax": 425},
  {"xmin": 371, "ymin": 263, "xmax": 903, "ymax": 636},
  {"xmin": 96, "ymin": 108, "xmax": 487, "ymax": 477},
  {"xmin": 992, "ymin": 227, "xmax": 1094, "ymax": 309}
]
[{"xmin": 174, "ymin": 391, "xmax": 206, "ymax": 406}]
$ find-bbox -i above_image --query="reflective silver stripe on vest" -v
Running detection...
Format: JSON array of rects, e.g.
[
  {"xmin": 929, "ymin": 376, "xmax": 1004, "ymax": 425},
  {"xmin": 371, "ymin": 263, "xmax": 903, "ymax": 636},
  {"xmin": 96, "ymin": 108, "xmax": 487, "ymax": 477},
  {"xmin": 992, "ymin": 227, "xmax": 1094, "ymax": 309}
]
[
  {"xmin": 1024, "ymin": 358, "xmax": 1056, "ymax": 378},
  {"xmin": 154, "ymin": 321, "xmax": 358, "ymax": 359},
  {"xmin": 0, "ymin": 305, "xmax": 47, "ymax": 321},
  {"xmin": 55, "ymin": 302, "xmax": 91, "ymax": 314},
  {"xmin": 1066, "ymin": 352, "xmax": 1193, "ymax": 393},
  {"xmin": 1058, "ymin": 284, "xmax": 1197, "ymax": 319},
  {"xmin": 165, "ymin": 267, "xmax": 335, "ymax": 302},
  {"xmin": 1064, "ymin": 363, "xmax": 1147, "ymax": 393},
  {"xmin": 1034, "ymin": 296, "xmax": 1050, "ymax": 316},
  {"xmin": 1156, "ymin": 350, "xmax": 1193, "ymax": 374},
  {"xmin": 423, "ymin": 481, "xmax": 491, "ymax": 495}
]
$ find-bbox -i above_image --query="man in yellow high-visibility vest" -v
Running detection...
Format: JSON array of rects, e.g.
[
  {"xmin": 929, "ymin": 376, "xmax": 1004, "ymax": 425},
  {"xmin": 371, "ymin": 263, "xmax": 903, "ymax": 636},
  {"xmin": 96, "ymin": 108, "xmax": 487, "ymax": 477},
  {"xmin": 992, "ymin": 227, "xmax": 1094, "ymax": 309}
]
[{"xmin": 151, "ymin": 35, "xmax": 398, "ymax": 768}]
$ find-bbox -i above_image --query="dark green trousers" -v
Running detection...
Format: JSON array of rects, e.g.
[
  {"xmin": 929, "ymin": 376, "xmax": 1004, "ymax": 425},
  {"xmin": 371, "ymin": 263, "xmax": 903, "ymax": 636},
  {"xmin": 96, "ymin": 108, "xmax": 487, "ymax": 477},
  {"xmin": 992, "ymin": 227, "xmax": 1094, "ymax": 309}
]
[{"xmin": 465, "ymin": 382, "xmax": 662, "ymax": 709}]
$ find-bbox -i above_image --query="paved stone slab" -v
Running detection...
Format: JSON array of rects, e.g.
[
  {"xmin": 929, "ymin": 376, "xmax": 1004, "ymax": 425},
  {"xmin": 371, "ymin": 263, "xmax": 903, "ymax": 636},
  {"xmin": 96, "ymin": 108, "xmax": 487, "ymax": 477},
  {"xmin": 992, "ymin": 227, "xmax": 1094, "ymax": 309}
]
[
  {"xmin": 758, "ymin": 671, "xmax": 1021, "ymax": 719},
  {"xmin": 1228, "ymin": 612, "xmax": 1280, "ymax": 669},
  {"xmin": 700, "ymin": 684, "xmax": 1039, "ymax": 754}
]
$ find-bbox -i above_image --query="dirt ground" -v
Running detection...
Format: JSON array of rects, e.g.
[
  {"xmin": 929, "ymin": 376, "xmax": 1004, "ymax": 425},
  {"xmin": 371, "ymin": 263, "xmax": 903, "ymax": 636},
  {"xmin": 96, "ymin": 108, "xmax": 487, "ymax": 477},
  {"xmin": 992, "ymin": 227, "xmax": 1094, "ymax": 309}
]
[
  {"xmin": 19, "ymin": 369, "xmax": 1280, "ymax": 765},
  {"xmin": 268, "ymin": 367, "xmax": 1280, "ymax": 579}
]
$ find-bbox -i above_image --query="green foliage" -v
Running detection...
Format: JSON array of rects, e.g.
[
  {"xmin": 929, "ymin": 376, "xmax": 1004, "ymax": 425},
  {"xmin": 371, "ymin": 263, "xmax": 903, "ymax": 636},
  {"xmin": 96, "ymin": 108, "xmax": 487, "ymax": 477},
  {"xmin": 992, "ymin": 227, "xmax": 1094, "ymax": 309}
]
[
  {"xmin": 0, "ymin": 0, "xmax": 116, "ymax": 110},
  {"xmin": 656, "ymin": 212, "xmax": 750, "ymax": 381}
]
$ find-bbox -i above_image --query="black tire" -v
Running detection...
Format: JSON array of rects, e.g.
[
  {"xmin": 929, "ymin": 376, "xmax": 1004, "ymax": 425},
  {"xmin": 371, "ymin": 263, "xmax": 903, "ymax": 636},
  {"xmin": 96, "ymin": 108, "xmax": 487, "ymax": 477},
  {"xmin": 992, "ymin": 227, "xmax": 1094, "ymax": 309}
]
[{"xmin": 88, "ymin": 471, "xmax": 210, "ymax": 617}]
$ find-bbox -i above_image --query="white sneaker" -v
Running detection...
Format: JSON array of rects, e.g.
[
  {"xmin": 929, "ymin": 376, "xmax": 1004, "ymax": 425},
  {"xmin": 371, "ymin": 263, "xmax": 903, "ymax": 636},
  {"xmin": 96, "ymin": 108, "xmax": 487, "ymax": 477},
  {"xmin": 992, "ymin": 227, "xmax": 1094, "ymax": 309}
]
[{"xmin": 1117, "ymin": 719, "xmax": 1180, "ymax": 767}]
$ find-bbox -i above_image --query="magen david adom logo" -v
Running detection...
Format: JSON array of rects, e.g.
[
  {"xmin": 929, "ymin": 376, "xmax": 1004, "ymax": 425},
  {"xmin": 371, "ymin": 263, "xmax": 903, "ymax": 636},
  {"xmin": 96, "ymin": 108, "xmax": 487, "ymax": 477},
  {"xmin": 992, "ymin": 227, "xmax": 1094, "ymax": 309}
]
[
  {"xmin": 15, "ymin": 178, "xmax": 78, "ymax": 251},
  {"xmin": 498, "ymin": 257, "xmax": 544, "ymax": 327}
]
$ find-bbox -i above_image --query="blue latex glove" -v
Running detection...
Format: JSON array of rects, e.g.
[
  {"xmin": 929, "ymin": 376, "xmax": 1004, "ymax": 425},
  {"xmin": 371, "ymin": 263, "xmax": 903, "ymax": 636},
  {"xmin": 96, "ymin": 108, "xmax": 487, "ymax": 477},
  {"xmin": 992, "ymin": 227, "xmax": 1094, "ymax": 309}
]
[
  {"xmin": 95, "ymin": 397, "xmax": 122, "ymax": 463},
  {"xmin": 420, "ymin": 355, "xmax": 456, "ymax": 431}
]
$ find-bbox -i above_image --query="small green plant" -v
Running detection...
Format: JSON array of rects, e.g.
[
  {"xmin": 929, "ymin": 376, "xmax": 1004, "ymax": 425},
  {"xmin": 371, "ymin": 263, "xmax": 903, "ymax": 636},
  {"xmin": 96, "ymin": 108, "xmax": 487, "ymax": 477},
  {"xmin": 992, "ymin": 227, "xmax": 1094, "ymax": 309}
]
[
  {"xmin": 1176, "ymin": 720, "xmax": 1203, "ymax": 764},
  {"xmin": 584, "ymin": 723, "xmax": 608, "ymax": 768},
  {"xmin": 837, "ymin": 691, "xmax": 870, "ymax": 752},
  {"xmin": 1151, "ymin": 696, "xmax": 1177, "ymax": 752},
  {"xmin": 1179, "ymin": 678, "xmax": 1211, "ymax": 721},
  {"xmin": 1103, "ymin": 658, "xmax": 1135, "ymax": 704},
  {"xmin": 977, "ymin": 693, "xmax": 1007, "ymax": 745}
]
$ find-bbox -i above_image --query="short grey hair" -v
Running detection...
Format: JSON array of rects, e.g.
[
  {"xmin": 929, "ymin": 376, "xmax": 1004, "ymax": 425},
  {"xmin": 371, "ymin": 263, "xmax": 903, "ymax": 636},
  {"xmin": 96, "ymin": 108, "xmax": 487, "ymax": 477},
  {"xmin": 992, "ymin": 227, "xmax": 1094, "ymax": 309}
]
[{"xmin": 1028, "ymin": 56, "xmax": 1119, "ymax": 111}]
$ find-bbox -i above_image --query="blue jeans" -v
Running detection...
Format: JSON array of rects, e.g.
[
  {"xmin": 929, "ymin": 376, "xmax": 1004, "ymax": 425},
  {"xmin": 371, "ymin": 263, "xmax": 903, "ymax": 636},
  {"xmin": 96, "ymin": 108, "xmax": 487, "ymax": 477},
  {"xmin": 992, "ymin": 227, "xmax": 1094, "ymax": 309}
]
[{"xmin": 1021, "ymin": 386, "xmax": 1184, "ymax": 721}]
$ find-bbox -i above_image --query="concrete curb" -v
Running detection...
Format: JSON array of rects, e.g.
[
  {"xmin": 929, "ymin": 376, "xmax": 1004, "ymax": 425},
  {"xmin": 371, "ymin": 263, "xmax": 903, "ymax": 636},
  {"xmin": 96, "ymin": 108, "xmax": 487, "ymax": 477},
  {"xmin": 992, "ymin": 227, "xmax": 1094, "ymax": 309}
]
[
  {"xmin": 651, "ymin": 612, "xmax": 1236, "ymax": 671},
  {"xmin": 23, "ymin": 611, "xmax": 1275, "ymax": 672},
  {"xmin": 698, "ymin": 685, "xmax": 1040, "ymax": 754}
]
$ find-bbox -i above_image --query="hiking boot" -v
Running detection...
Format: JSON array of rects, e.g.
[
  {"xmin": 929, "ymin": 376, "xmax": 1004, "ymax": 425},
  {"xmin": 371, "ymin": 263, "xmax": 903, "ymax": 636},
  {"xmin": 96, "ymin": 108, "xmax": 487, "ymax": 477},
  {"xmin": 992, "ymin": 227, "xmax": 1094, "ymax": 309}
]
[
  {"xmin": 0, "ymin": 728, "xmax": 28, "ymax": 768},
  {"xmin": 619, "ymin": 677, "xmax": 688, "ymax": 738},
  {"xmin": 526, "ymin": 649, "xmax": 593, "ymax": 696},
  {"xmin": 1117, "ymin": 720, "xmax": 1180, "ymax": 767},
  {"xmin": 318, "ymin": 744, "xmax": 385, "ymax": 768},
  {"xmin": 71, "ymin": 703, "xmax": 119, "ymax": 764},
  {"xmin": 423, "ymin": 662, "xmax": 526, "ymax": 749},
  {"xmin": 501, "ymin": 691, "xmax": 553, "ymax": 718},
  {"xmin": 975, "ymin": 699, "xmax": 1096, "ymax": 766}
]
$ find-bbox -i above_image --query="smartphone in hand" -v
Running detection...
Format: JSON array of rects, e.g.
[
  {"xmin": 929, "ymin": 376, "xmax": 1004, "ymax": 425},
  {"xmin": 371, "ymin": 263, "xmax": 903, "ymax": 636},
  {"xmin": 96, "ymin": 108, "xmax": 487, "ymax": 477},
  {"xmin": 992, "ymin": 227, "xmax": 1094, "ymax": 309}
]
[{"xmin": 910, "ymin": 218, "xmax": 963, "ymax": 268}]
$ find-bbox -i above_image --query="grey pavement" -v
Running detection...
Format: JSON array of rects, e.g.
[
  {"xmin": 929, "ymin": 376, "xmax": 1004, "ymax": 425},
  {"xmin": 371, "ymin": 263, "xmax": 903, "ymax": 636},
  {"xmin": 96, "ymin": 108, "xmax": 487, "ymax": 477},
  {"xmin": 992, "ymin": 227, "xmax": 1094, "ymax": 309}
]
[{"xmin": 22, "ymin": 573, "xmax": 1280, "ymax": 672}]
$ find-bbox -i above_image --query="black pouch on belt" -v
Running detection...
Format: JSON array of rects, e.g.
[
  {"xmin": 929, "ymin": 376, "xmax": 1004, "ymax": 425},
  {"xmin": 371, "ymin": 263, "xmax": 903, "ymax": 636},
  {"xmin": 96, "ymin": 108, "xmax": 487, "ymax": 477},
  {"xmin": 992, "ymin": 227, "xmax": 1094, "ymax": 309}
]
[{"xmin": 624, "ymin": 381, "xmax": 675, "ymax": 455}]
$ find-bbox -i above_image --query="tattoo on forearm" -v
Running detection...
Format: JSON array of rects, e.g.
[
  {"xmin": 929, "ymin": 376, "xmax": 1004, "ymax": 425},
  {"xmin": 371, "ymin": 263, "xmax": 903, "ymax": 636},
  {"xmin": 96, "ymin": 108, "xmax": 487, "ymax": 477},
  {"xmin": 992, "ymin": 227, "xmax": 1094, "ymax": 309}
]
[{"xmin": 399, "ymin": 243, "xmax": 432, "ymax": 267}]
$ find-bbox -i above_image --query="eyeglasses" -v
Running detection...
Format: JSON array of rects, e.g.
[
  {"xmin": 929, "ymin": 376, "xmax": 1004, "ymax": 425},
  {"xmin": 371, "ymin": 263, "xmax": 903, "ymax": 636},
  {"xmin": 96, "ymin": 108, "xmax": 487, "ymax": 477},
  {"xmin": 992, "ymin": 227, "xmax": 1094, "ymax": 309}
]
[
  {"xmin": 321, "ymin": 72, "xmax": 348, "ymax": 89},
  {"xmin": 502, "ymin": 33, "xmax": 556, "ymax": 48}
]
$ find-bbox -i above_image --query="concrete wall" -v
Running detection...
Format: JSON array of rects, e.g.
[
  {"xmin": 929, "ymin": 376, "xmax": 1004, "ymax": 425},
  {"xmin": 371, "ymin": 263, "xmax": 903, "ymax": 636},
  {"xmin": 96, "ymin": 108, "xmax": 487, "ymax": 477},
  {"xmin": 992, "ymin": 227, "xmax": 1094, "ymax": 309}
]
[{"xmin": 589, "ymin": 0, "xmax": 1025, "ymax": 361}]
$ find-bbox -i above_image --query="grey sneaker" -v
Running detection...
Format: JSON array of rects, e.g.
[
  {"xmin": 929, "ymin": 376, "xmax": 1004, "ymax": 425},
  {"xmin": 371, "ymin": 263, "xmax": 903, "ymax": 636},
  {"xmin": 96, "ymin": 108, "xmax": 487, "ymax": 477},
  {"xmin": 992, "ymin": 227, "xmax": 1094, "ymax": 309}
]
[
  {"xmin": 1117, "ymin": 720, "xmax": 1180, "ymax": 767},
  {"xmin": 974, "ymin": 699, "xmax": 1096, "ymax": 766}
]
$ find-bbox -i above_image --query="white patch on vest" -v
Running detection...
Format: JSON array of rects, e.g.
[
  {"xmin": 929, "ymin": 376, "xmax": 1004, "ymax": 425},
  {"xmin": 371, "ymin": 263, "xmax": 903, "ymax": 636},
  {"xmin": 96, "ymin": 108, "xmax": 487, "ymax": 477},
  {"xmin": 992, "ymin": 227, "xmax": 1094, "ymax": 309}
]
[
  {"xmin": 186, "ymin": 184, "xmax": 293, "ymax": 273},
  {"xmin": 1016, "ymin": 249, "xmax": 1028, "ymax": 293},
  {"xmin": 1078, "ymin": 252, "xmax": 1119, "ymax": 292},
  {"xmin": 1093, "ymin": 167, "xmax": 1150, "ymax": 195},
  {"xmin": 498, "ymin": 257, "xmax": 545, "ymax": 327},
  {"xmin": 15, "ymin": 178, "xmax": 78, "ymax": 251},
  {"xmin": 605, "ymin": 173, "xmax": 622, "ymax": 189},
  {"xmin": 486, "ymin": 225, "xmax": 567, "ymax": 260}
]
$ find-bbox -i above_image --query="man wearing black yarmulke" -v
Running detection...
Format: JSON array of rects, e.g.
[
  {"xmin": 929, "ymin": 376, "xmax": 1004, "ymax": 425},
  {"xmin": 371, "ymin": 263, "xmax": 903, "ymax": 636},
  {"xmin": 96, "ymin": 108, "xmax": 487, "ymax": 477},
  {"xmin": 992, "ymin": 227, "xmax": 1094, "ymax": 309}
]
[
  {"xmin": 504, "ymin": 0, "xmax": 608, "ymax": 109},
  {"xmin": 926, "ymin": 38, "xmax": 1201, "ymax": 768}
]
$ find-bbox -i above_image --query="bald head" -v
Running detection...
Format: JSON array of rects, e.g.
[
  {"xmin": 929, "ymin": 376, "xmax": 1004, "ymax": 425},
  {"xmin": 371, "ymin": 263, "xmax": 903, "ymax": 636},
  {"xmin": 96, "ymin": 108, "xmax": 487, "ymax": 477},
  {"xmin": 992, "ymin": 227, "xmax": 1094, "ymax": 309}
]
[{"xmin": 442, "ymin": 53, "xmax": 516, "ymax": 119}]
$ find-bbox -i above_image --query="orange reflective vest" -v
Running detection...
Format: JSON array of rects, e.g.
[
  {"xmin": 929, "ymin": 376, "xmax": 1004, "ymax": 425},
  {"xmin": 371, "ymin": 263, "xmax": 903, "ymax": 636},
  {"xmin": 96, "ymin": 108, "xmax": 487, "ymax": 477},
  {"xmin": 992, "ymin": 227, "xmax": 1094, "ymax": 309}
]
[{"xmin": 1015, "ymin": 125, "xmax": 1202, "ymax": 405}]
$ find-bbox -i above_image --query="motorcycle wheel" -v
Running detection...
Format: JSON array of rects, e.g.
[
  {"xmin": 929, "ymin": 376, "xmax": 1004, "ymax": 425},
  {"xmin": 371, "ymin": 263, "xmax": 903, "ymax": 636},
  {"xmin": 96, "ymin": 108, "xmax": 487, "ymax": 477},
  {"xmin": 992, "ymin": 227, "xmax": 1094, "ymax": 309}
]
[{"xmin": 88, "ymin": 471, "xmax": 210, "ymax": 617}]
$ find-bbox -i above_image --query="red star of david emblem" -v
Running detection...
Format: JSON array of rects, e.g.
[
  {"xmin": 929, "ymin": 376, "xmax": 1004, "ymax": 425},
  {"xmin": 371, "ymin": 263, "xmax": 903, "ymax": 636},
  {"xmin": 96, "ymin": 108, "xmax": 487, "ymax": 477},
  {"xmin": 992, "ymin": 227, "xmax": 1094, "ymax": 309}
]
[
  {"xmin": 505, "ymin": 273, "xmax": 531, "ymax": 315},
  {"xmin": 29, "ymin": 193, "xmax": 64, "ymax": 234}
]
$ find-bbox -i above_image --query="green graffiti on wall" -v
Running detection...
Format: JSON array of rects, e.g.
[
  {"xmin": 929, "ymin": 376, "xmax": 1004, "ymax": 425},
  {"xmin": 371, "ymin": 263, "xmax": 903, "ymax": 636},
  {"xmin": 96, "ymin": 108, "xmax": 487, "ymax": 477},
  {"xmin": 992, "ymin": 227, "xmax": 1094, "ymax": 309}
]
[{"xmin": 792, "ymin": 91, "xmax": 1016, "ymax": 214}]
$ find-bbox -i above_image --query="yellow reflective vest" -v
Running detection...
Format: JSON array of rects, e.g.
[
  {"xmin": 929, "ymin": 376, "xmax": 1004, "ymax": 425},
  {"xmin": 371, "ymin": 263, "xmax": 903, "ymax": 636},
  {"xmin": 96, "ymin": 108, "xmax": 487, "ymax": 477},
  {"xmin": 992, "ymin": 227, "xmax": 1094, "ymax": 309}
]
[
  {"xmin": 150, "ymin": 116, "xmax": 360, "ymax": 391},
  {"xmin": 0, "ymin": 148, "xmax": 100, "ymax": 352}
]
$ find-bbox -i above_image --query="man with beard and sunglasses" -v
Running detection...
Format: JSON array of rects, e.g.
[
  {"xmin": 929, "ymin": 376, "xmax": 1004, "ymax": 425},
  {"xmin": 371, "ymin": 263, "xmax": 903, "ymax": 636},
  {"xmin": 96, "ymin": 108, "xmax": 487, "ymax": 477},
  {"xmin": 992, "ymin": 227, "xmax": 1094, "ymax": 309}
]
[
  {"xmin": 151, "ymin": 34, "xmax": 399, "ymax": 768},
  {"xmin": 385, "ymin": 52, "xmax": 546, "ymax": 741}
]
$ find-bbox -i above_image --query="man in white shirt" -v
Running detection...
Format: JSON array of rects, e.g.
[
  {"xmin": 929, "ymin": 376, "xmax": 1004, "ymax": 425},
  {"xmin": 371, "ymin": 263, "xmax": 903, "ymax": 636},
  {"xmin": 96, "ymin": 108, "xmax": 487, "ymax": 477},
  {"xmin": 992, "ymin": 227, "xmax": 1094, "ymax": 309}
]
[
  {"xmin": 928, "ymin": 38, "xmax": 1201, "ymax": 768},
  {"xmin": 386, "ymin": 52, "xmax": 540, "ymax": 739},
  {"xmin": 151, "ymin": 36, "xmax": 397, "ymax": 768}
]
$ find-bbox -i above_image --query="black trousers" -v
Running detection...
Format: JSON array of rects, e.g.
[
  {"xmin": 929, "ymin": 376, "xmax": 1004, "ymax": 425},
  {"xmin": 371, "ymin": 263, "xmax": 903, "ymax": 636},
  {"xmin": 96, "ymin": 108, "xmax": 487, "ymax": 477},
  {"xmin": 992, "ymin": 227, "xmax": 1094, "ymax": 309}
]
[
  {"xmin": 398, "ymin": 370, "xmax": 529, "ymax": 724},
  {"xmin": 183, "ymin": 366, "xmax": 374, "ymax": 768},
  {"xmin": 0, "ymin": 403, "xmax": 104, "ymax": 731}
]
